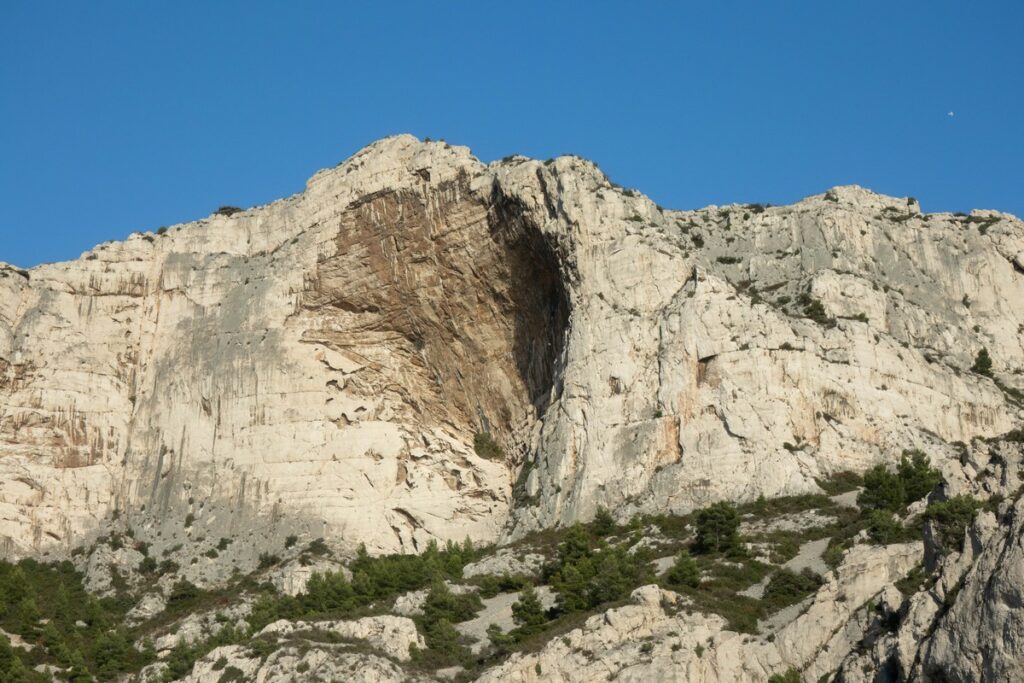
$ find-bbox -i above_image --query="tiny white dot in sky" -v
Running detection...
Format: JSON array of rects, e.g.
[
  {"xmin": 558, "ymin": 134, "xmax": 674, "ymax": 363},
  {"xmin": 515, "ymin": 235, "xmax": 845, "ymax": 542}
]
[{"xmin": 948, "ymin": 111, "xmax": 955, "ymax": 117}]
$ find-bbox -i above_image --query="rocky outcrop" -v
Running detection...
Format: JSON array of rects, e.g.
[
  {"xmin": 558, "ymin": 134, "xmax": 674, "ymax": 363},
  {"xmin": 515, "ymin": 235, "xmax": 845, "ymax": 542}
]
[
  {"xmin": 474, "ymin": 543, "xmax": 921, "ymax": 683},
  {"xmin": 1, "ymin": 135, "xmax": 1022, "ymax": 567},
  {"xmin": 917, "ymin": 494, "xmax": 1024, "ymax": 681},
  {"xmin": 832, "ymin": 437, "xmax": 1024, "ymax": 681},
  {"xmin": 462, "ymin": 548, "xmax": 546, "ymax": 578},
  {"xmin": 258, "ymin": 615, "xmax": 424, "ymax": 661},
  {"xmin": 179, "ymin": 643, "xmax": 421, "ymax": 683},
  {"xmin": 149, "ymin": 600, "xmax": 252, "ymax": 653}
]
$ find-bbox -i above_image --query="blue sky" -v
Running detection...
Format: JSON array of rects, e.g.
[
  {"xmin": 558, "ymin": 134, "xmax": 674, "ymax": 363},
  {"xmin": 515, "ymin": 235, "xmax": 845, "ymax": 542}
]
[{"xmin": 2, "ymin": 1, "xmax": 1022, "ymax": 267}]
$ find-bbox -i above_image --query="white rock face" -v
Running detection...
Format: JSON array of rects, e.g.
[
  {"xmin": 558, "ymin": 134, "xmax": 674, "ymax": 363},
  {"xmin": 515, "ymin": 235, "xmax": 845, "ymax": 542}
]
[
  {"xmin": 258, "ymin": 615, "xmax": 424, "ymax": 661},
  {"xmin": 182, "ymin": 643, "xmax": 422, "ymax": 683},
  {"xmin": 462, "ymin": 548, "xmax": 546, "ymax": 578},
  {"xmin": 391, "ymin": 582, "xmax": 475, "ymax": 617},
  {"xmin": 0, "ymin": 137, "xmax": 528, "ymax": 557},
  {"xmin": 266, "ymin": 557, "xmax": 349, "ymax": 597},
  {"xmin": 498, "ymin": 172, "xmax": 1023, "ymax": 532},
  {"xmin": 150, "ymin": 600, "xmax": 252, "ymax": 653},
  {"xmin": 1, "ymin": 135, "xmax": 1022, "ymax": 562},
  {"xmin": 125, "ymin": 591, "xmax": 168, "ymax": 625},
  {"xmin": 918, "ymin": 494, "xmax": 1024, "ymax": 681}
]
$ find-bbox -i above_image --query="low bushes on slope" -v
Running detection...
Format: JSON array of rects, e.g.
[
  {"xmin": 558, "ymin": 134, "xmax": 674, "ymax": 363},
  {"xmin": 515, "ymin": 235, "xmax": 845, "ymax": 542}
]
[
  {"xmin": 542, "ymin": 523, "xmax": 656, "ymax": 614},
  {"xmin": 0, "ymin": 559, "xmax": 152, "ymax": 681}
]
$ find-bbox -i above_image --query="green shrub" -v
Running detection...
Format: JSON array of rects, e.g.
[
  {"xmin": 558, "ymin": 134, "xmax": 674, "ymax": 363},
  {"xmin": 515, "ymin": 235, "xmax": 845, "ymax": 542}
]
[
  {"xmin": 218, "ymin": 666, "xmax": 246, "ymax": 683},
  {"xmin": 0, "ymin": 561, "xmax": 155, "ymax": 679},
  {"xmin": 866, "ymin": 510, "xmax": 906, "ymax": 545},
  {"xmin": 486, "ymin": 622, "xmax": 515, "ymax": 654},
  {"xmin": 473, "ymin": 432, "xmax": 504, "ymax": 460},
  {"xmin": 284, "ymin": 535, "xmax": 298, "ymax": 549},
  {"xmin": 769, "ymin": 537, "xmax": 801, "ymax": 564},
  {"xmin": 822, "ymin": 540, "xmax": 846, "ymax": 568},
  {"xmin": 214, "ymin": 206, "xmax": 243, "ymax": 217},
  {"xmin": 257, "ymin": 553, "xmax": 279, "ymax": 569},
  {"xmin": 897, "ymin": 450, "xmax": 942, "ymax": 504},
  {"xmin": 285, "ymin": 539, "xmax": 482, "ymax": 628},
  {"xmin": 470, "ymin": 573, "xmax": 530, "ymax": 599},
  {"xmin": 768, "ymin": 669, "xmax": 801, "ymax": 683},
  {"xmin": 972, "ymin": 348, "xmax": 993, "ymax": 376},
  {"xmin": 306, "ymin": 538, "xmax": 329, "ymax": 555},
  {"xmin": 246, "ymin": 636, "xmax": 277, "ymax": 661},
  {"xmin": 0, "ymin": 633, "xmax": 46, "ymax": 682},
  {"xmin": 801, "ymin": 297, "xmax": 835, "ymax": 327},
  {"xmin": 895, "ymin": 563, "xmax": 928, "ymax": 597},
  {"xmin": 420, "ymin": 580, "xmax": 482, "ymax": 625},
  {"xmin": 166, "ymin": 580, "xmax": 200, "ymax": 611},
  {"xmin": 300, "ymin": 570, "xmax": 357, "ymax": 613},
  {"xmin": 923, "ymin": 496, "xmax": 981, "ymax": 551},
  {"xmin": 858, "ymin": 451, "xmax": 941, "ymax": 513},
  {"xmin": 694, "ymin": 502, "xmax": 740, "ymax": 553},
  {"xmin": 412, "ymin": 617, "xmax": 469, "ymax": 669},
  {"xmin": 591, "ymin": 507, "xmax": 617, "ymax": 537},
  {"xmin": 664, "ymin": 550, "xmax": 700, "ymax": 589},
  {"xmin": 510, "ymin": 586, "xmax": 548, "ymax": 637},
  {"xmin": 858, "ymin": 465, "xmax": 904, "ymax": 512},
  {"xmin": 545, "ymin": 524, "xmax": 654, "ymax": 614},
  {"xmin": 762, "ymin": 568, "xmax": 823, "ymax": 611}
]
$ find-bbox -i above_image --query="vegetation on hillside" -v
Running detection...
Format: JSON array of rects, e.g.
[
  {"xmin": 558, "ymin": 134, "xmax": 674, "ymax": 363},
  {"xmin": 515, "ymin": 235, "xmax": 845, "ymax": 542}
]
[{"xmin": 0, "ymin": 451, "xmax": 997, "ymax": 681}]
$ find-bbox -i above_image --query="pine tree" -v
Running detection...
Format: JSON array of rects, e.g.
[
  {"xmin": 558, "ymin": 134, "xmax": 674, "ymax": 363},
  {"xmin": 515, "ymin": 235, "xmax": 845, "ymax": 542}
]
[
  {"xmin": 65, "ymin": 650, "xmax": 95, "ymax": 683},
  {"xmin": 866, "ymin": 510, "xmax": 904, "ymax": 544},
  {"xmin": 857, "ymin": 464, "xmax": 905, "ymax": 512},
  {"xmin": 41, "ymin": 622, "xmax": 73, "ymax": 667},
  {"xmin": 897, "ymin": 450, "xmax": 942, "ymax": 503},
  {"xmin": 486, "ymin": 623, "xmax": 515, "ymax": 654},
  {"xmin": 694, "ymin": 502, "xmax": 740, "ymax": 553},
  {"xmin": 665, "ymin": 550, "xmax": 701, "ymax": 589},
  {"xmin": 553, "ymin": 560, "xmax": 593, "ymax": 613},
  {"xmin": 971, "ymin": 348, "xmax": 993, "ymax": 376},
  {"xmin": 591, "ymin": 507, "xmax": 617, "ymax": 537},
  {"xmin": 14, "ymin": 596, "xmax": 41, "ymax": 638},
  {"xmin": 511, "ymin": 586, "xmax": 547, "ymax": 636},
  {"xmin": 558, "ymin": 524, "xmax": 593, "ymax": 564},
  {"xmin": 588, "ymin": 547, "xmax": 633, "ymax": 606}
]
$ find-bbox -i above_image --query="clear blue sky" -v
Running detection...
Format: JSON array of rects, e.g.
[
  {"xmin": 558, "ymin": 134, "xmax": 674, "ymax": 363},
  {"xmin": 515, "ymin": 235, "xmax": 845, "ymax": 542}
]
[{"xmin": 2, "ymin": 2, "xmax": 1022, "ymax": 267}]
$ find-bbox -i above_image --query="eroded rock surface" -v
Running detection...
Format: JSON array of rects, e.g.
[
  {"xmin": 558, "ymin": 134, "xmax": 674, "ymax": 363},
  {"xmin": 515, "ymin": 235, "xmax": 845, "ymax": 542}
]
[
  {"xmin": 916, "ymin": 494, "xmax": 1024, "ymax": 681},
  {"xmin": 2, "ymin": 134, "xmax": 1024, "ymax": 683},
  {"xmin": 3, "ymin": 136, "xmax": 1021, "ymax": 563},
  {"xmin": 474, "ymin": 543, "xmax": 920, "ymax": 683}
]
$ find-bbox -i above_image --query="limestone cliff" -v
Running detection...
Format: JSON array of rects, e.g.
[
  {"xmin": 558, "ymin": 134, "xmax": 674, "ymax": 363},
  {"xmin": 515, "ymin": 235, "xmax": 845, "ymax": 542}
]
[{"xmin": 1, "ymin": 135, "xmax": 1022, "ymax": 564}]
